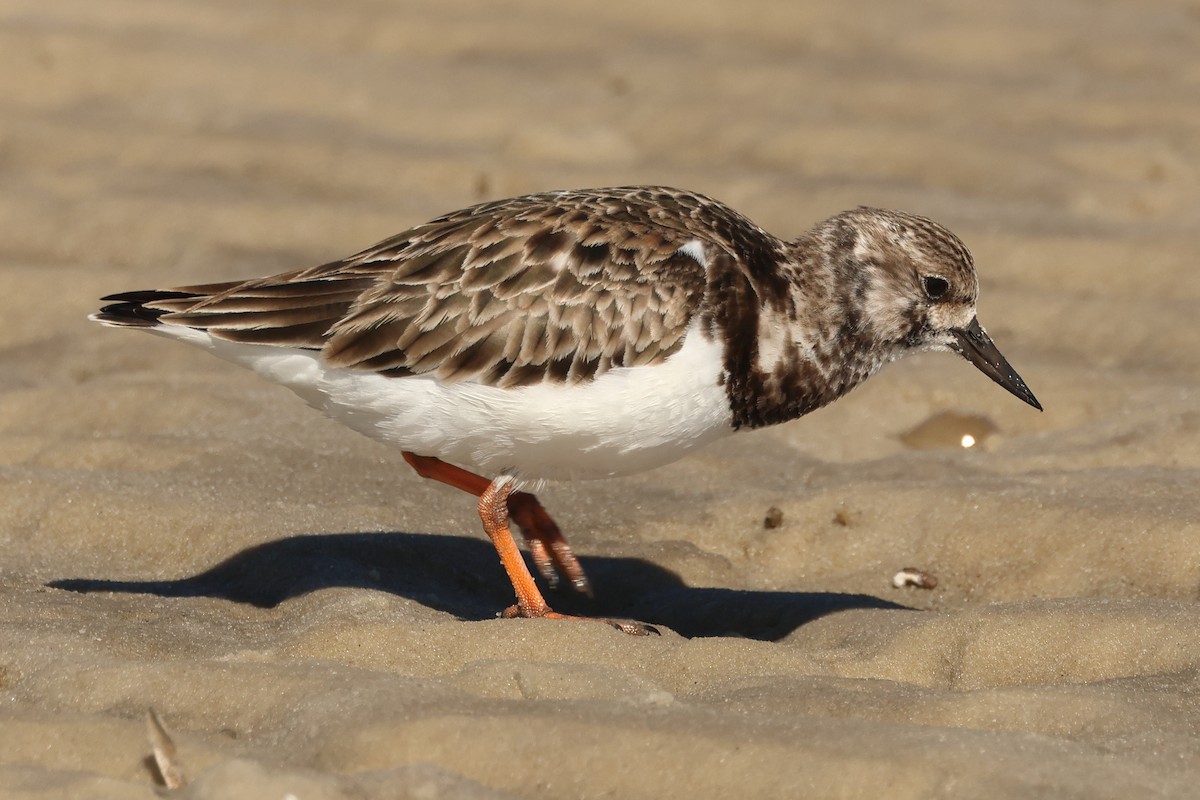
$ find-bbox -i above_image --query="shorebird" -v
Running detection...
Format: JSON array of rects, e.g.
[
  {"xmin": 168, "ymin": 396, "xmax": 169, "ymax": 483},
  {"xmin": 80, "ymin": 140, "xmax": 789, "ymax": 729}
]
[{"xmin": 92, "ymin": 186, "xmax": 1041, "ymax": 634}]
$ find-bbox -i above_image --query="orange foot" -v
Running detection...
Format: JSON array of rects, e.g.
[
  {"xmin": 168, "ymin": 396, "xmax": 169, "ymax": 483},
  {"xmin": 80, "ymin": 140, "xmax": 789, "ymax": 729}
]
[
  {"xmin": 479, "ymin": 477, "xmax": 658, "ymax": 636},
  {"xmin": 500, "ymin": 604, "xmax": 660, "ymax": 636},
  {"xmin": 507, "ymin": 491, "xmax": 591, "ymax": 596}
]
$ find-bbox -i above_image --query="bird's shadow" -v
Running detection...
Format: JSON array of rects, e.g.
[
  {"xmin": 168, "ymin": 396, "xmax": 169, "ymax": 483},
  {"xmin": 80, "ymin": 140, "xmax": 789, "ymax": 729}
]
[{"xmin": 48, "ymin": 531, "xmax": 908, "ymax": 640}]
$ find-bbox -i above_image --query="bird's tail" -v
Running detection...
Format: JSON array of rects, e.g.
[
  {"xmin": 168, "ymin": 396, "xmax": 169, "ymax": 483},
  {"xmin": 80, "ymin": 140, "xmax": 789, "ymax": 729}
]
[
  {"xmin": 89, "ymin": 274, "xmax": 364, "ymax": 350},
  {"xmin": 90, "ymin": 290, "xmax": 207, "ymax": 328}
]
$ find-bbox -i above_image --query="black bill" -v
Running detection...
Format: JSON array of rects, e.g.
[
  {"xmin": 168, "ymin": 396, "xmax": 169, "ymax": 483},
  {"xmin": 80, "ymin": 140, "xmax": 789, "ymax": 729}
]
[{"xmin": 949, "ymin": 317, "xmax": 1042, "ymax": 411}]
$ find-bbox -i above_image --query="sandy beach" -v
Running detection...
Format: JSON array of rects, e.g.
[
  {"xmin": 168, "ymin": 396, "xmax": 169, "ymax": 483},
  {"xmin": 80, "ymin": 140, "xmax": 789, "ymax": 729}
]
[{"xmin": 2, "ymin": 0, "xmax": 1199, "ymax": 797}]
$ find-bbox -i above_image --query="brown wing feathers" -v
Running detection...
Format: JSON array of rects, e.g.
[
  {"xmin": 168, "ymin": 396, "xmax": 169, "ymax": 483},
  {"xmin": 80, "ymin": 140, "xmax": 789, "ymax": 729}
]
[{"xmin": 106, "ymin": 188, "xmax": 733, "ymax": 386}]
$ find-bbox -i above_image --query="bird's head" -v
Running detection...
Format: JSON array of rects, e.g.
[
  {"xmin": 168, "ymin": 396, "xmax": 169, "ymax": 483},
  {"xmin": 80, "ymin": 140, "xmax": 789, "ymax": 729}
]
[{"xmin": 822, "ymin": 207, "xmax": 1041, "ymax": 411}]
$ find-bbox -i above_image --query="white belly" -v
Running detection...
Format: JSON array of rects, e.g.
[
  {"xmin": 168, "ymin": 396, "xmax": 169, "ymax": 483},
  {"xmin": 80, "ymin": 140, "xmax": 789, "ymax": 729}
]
[{"xmin": 164, "ymin": 321, "xmax": 734, "ymax": 482}]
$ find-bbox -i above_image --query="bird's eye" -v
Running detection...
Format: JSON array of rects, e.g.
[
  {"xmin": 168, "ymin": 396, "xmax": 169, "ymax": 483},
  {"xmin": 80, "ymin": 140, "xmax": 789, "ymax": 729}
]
[{"xmin": 922, "ymin": 275, "xmax": 950, "ymax": 300}]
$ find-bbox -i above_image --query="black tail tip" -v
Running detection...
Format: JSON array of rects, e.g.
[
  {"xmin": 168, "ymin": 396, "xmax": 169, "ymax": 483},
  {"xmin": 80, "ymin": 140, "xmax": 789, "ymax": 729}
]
[
  {"xmin": 91, "ymin": 289, "xmax": 200, "ymax": 327},
  {"xmin": 91, "ymin": 305, "xmax": 162, "ymax": 327}
]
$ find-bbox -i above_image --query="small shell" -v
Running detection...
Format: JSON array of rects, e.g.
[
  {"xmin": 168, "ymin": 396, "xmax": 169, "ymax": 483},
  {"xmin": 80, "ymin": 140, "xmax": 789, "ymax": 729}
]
[
  {"xmin": 146, "ymin": 707, "xmax": 186, "ymax": 789},
  {"xmin": 892, "ymin": 567, "xmax": 938, "ymax": 590}
]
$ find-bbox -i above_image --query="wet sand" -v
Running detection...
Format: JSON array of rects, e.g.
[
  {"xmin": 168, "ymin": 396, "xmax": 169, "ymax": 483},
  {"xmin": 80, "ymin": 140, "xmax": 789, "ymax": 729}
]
[{"xmin": 1, "ymin": 0, "xmax": 1199, "ymax": 797}]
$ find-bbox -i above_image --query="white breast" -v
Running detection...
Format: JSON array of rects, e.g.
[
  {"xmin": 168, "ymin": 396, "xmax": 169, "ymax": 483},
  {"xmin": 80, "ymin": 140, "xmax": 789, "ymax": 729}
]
[{"xmin": 164, "ymin": 319, "xmax": 734, "ymax": 482}]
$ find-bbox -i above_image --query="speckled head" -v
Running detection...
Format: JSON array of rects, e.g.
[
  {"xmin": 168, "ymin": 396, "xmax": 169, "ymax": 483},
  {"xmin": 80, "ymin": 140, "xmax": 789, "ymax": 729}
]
[{"xmin": 822, "ymin": 207, "xmax": 1041, "ymax": 410}]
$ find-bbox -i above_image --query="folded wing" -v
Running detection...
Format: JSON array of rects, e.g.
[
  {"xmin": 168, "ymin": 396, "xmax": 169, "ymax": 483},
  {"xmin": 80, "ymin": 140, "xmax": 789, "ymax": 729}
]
[{"xmin": 104, "ymin": 188, "xmax": 724, "ymax": 387}]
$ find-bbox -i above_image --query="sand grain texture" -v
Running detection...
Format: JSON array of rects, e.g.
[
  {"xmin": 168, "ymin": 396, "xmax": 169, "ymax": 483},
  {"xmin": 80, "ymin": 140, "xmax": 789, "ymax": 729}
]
[{"xmin": 2, "ymin": 0, "xmax": 1199, "ymax": 797}]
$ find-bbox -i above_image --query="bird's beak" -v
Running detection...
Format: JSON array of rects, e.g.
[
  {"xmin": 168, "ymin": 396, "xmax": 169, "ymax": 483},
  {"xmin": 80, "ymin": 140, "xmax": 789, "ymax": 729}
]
[{"xmin": 949, "ymin": 317, "xmax": 1042, "ymax": 411}]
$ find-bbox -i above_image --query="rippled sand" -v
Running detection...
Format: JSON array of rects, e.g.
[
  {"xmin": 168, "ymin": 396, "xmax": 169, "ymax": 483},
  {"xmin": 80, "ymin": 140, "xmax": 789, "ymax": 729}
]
[{"xmin": 2, "ymin": 0, "xmax": 1198, "ymax": 797}]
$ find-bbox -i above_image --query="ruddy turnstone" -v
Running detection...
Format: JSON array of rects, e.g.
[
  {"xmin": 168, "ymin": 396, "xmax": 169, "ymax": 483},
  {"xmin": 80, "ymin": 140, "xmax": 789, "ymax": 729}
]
[{"xmin": 92, "ymin": 186, "xmax": 1041, "ymax": 634}]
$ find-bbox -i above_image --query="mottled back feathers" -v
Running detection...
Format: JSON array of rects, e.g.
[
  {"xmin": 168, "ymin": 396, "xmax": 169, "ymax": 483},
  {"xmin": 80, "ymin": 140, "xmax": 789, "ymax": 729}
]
[{"xmin": 112, "ymin": 187, "xmax": 788, "ymax": 388}]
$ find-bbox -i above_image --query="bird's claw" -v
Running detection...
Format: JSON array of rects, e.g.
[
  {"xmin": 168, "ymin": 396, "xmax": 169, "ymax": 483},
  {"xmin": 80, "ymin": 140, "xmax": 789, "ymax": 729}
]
[
  {"xmin": 508, "ymin": 491, "xmax": 593, "ymax": 596},
  {"xmin": 501, "ymin": 605, "xmax": 658, "ymax": 636}
]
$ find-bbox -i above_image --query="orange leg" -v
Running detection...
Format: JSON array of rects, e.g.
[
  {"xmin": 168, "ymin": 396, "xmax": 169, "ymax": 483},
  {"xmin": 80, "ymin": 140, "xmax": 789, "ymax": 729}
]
[
  {"xmin": 507, "ymin": 492, "xmax": 591, "ymax": 596},
  {"xmin": 402, "ymin": 452, "xmax": 656, "ymax": 635},
  {"xmin": 480, "ymin": 476, "xmax": 655, "ymax": 635},
  {"xmin": 402, "ymin": 452, "xmax": 589, "ymax": 594},
  {"xmin": 477, "ymin": 477, "xmax": 551, "ymax": 618}
]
